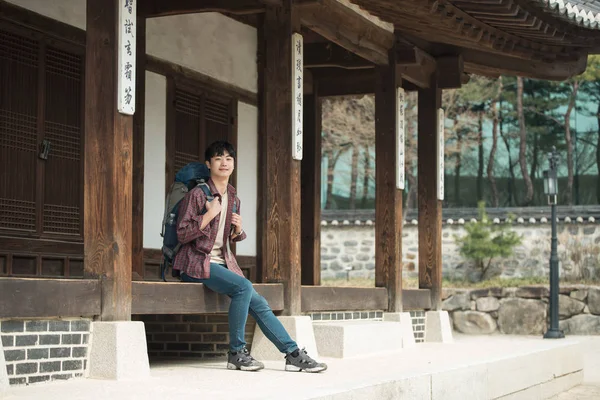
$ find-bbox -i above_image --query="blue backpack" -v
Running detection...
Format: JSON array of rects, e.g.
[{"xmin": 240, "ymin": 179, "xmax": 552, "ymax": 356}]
[{"xmin": 160, "ymin": 162, "xmax": 237, "ymax": 281}]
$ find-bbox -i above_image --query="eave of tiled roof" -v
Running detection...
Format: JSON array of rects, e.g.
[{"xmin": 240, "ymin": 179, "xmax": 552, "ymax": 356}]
[{"xmin": 543, "ymin": 0, "xmax": 600, "ymax": 29}]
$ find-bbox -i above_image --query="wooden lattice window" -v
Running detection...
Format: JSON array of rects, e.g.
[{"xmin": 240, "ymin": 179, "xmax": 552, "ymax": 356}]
[
  {"xmin": 166, "ymin": 79, "xmax": 237, "ymax": 189},
  {"xmin": 0, "ymin": 23, "xmax": 84, "ymax": 240}
]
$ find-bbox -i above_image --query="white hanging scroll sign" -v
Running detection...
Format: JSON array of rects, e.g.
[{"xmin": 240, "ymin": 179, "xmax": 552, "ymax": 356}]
[
  {"xmin": 437, "ymin": 108, "xmax": 445, "ymax": 201},
  {"xmin": 118, "ymin": 0, "xmax": 137, "ymax": 115},
  {"xmin": 396, "ymin": 87, "xmax": 406, "ymax": 190},
  {"xmin": 292, "ymin": 32, "xmax": 303, "ymax": 161}
]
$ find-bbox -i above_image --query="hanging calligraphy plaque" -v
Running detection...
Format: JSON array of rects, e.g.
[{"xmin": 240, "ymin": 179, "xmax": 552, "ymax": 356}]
[
  {"xmin": 291, "ymin": 32, "xmax": 303, "ymax": 160},
  {"xmin": 396, "ymin": 88, "xmax": 405, "ymax": 190},
  {"xmin": 118, "ymin": 0, "xmax": 136, "ymax": 115},
  {"xmin": 437, "ymin": 108, "xmax": 445, "ymax": 201}
]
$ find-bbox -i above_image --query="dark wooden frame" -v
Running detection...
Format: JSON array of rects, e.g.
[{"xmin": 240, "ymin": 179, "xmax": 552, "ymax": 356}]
[
  {"xmin": 0, "ymin": 19, "xmax": 86, "ymax": 243},
  {"xmin": 0, "ymin": 278, "xmax": 101, "ymax": 318},
  {"xmin": 301, "ymin": 287, "xmax": 431, "ymax": 312},
  {"xmin": 0, "ymin": 278, "xmax": 432, "ymax": 318},
  {"xmin": 132, "ymin": 281, "xmax": 284, "ymax": 314},
  {"xmin": 0, "ymin": 8, "xmax": 87, "ymax": 280}
]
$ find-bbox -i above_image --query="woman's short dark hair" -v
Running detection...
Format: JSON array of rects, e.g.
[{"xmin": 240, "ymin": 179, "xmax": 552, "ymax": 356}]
[{"xmin": 205, "ymin": 140, "xmax": 236, "ymax": 162}]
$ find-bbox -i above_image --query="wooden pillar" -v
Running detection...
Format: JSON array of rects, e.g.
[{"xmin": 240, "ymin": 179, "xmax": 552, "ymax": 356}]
[
  {"xmin": 300, "ymin": 85, "xmax": 322, "ymax": 286},
  {"xmin": 84, "ymin": 0, "xmax": 133, "ymax": 321},
  {"xmin": 259, "ymin": 1, "xmax": 302, "ymax": 315},
  {"xmin": 417, "ymin": 76, "xmax": 443, "ymax": 310},
  {"xmin": 132, "ymin": 16, "xmax": 146, "ymax": 280},
  {"xmin": 375, "ymin": 50, "xmax": 403, "ymax": 312}
]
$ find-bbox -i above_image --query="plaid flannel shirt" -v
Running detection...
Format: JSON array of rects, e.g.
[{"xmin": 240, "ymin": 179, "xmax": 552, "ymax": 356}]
[{"xmin": 173, "ymin": 179, "xmax": 247, "ymax": 279}]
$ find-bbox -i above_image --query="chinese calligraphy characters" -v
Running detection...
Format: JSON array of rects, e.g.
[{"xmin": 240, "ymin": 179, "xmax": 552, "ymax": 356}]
[
  {"xmin": 118, "ymin": 0, "xmax": 136, "ymax": 115},
  {"xmin": 291, "ymin": 33, "xmax": 303, "ymax": 160}
]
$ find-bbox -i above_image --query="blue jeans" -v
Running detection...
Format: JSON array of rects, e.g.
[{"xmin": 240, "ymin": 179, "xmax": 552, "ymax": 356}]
[{"xmin": 181, "ymin": 263, "xmax": 298, "ymax": 354}]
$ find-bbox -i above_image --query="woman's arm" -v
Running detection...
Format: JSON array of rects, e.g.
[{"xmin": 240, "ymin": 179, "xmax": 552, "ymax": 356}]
[{"xmin": 177, "ymin": 190, "xmax": 218, "ymax": 244}]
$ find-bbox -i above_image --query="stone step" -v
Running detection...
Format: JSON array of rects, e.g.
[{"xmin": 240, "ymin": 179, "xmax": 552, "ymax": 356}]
[{"xmin": 313, "ymin": 320, "xmax": 411, "ymax": 358}]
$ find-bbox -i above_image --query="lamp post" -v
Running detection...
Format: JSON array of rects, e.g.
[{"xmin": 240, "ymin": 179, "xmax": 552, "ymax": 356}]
[{"xmin": 543, "ymin": 146, "xmax": 564, "ymax": 339}]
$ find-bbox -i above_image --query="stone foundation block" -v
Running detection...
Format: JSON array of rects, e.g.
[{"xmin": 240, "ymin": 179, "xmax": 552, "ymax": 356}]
[
  {"xmin": 88, "ymin": 321, "xmax": 150, "ymax": 380},
  {"xmin": 383, "ymin": 312, "xmax": 416, "ymax": 348},
  {"xmin": 425, "ymin": 311, "xmax": 454, "ymax": 343},
  {"xmin": 251, "ymin": 316, "xmax": 318, "ymax": 361},
  {"xmin": 313, "ymin": 320, "xmax": 404, "ymax": 358}
]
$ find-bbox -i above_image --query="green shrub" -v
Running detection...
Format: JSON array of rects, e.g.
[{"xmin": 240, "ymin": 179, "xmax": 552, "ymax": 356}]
[{"xmin": 454, "ymin": 202, "xmax": 522, "ymax": 280}]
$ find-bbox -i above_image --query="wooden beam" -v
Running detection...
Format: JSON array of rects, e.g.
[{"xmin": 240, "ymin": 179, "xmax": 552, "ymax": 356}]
[
  {"xmin": 84, "ymin": 0, "xmax": 133, "ymax": 321},
  {"xmin": 396, "ymin": 44, "xmax": 434, "ymax": 67},
  {"xmin": 0, "ymin": 278, "xmax": 101, "ymax": 318},
  {"xmin": 260, "ymin": 1, "xmax": 302, "ymax": 315},
  {"xmin": 462, "ymin": 49, "xmax": 588, "ymax": 81},
  {"xmin": 132, "ymin": 282, "xmax": 284, "ymax": 314},
  {"xmin": 138, "ymin": 0, "xmax": 267, "ymax": 18},
  {"xmin": 304, "ymin": 42, "xmax": 372, "ymax": 69},
  {"xmin": 315, "ymin": 68, "xmax": 375, "ymax": 97},
  {"xmin": 0, "ymin": 237, "xmax": 83, "ymax": 255},
  {"xmin": 300, "ymin": 87, "xmax": 322, "ymax": 286},
  {"xmin": 397, "ymin": 65, "xmax": 431, "ymax": 89},
  {"xmin": 375, "ymin": 48, "xmax": 403, "ymax": 313},
  {"xmin": 132, "ymin": 16, "xmax": 146, "ymax": 281},
  {"xmin": 417, "ymin": 76, "xmax": 443, "ymax": 311},
  {"xmin": 146, "ymin": 55, "xmax": 258, "ymax": 106},
  {"xmin": 300, "ymin": 287, "xmax": 431, "ymax": 312},
  {"xmin": 298, "ymin": 0, "xmax": 394, "ymax": 65},
  {"xmin": 436, "ymin": 55, "xmax": 464, "ymax": 89},
  {"xmin": 394, "ymin": 43, "xmax": 436, "ymax": 89}
]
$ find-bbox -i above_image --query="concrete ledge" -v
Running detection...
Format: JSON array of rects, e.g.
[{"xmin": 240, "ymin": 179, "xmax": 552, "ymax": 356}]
[
  {"xmin": 425, "ymin": 311, "xmax": 453, "ymax": 343},
  {"xmin": 0, "ymin": 334, "xmax": 8, "ymax": 393},
  {"xmin": 2, "ymin": 336, "xmax": 586, "ymax": 399},
  {"xmin": 88, "ymin": 321, "xmax": 150, "ymax": 380},
  {"xmin": 251, "ymin": 316, "xmax": 318, "ymax": 361},
  {"xmin": 313, "ymin": 320, "xmax": 404, "ymax": 358}
]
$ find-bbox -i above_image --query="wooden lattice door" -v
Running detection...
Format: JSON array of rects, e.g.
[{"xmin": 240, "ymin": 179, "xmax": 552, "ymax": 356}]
[
  {"xmin": 0, "ymin": 29, "xmax": 39, "ymax": 234},
  {"xmin": 0, "ymin": 23, "xmax": 85, "ymax": 278}
]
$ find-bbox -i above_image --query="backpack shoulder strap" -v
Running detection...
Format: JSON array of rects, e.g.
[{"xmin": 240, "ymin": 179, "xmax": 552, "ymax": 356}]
[
  {"xmin": 232, "ymin": 195, "xmax": 238, "ymax": 214},
  {"xmin": 196, "ymin": 180, "xmax": 213, "ymax": 200}
]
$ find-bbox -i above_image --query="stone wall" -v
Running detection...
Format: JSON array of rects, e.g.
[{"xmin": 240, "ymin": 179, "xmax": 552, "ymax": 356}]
[
  {"xmin": 1, "ymin": 319, "xmax": 91, "ymax": 385},
  {"xmin": 320, "ymin": 222, "xmax": 600, "ymax": 281},
  {"xmin": 442, "ymin": 286, "xmax": 600, "ymax": 335}
]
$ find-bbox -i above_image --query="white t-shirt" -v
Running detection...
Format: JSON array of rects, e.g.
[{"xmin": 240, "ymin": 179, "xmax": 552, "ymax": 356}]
[{"xmin": 209, "ymin": 191, "xmax": 228, "ymax": 265}]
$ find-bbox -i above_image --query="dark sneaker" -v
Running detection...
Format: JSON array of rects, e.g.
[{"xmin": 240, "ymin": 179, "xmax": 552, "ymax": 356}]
[
  {"xmin": 285, "ymin": 348, "xmax": 327, "ymax": 373},
  {"xmin": 227, "ymin": 347, "xmax": 264, "ymax": 371}
]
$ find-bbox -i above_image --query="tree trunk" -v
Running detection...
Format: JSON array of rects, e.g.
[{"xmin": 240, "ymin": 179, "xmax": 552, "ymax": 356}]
[
  {"xmin": 454, "ymin": 128, "xmax": 463, "ymax": 207},
  {"xmin": 404, "ymin": 168, "xmax": 417, "ymax": 222},
  {"xmin": 361, "ymin": 145, "xmax": 371, "ymax": 208},
  {"xmin": 325, "ymin": 149, "xmax": 334, "ymax": 209},
  {"xmin": 348, "ymin": 144, "xmax": 360, "ymax": 209},
  {"xmin": 477, "ymin": 111, "xmax": 484, "ymax": 202},
  {"xmin": 564, "ymin": 81, "xmax": 579, "ymax": 205},
  {"xmin": 488, "ymin": 77, "xmax": 501, "ymax": 208},
  {"xmin": 530, "ymin": 132, "xmax": 539, "ymax": 192},
  {"xmin": 517, "ymin": 77, "xmax": 534, "ymax": 205},
  {"xmin": 597, "ymin": 102, "xmax": 600, "ymax": 204}
]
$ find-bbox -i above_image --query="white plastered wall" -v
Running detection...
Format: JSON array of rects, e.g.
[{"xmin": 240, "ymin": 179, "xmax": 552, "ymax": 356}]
[
  {"xmin": 146, "ymin": 13, "xmax": 257, "ymax": 93},
  {"xmin": 143, "ymin": 72, "xmax": 167, "ymax": 249},
  {"xmin": 5, "ymin": 0, "xmax": 86, "ymax": 29},
  {"xmin": 5, "ymin": 1, "xmax": 259, "ymax": 256}
]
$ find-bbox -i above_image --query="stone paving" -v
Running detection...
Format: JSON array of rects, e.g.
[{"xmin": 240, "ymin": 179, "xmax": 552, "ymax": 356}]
[{"xmin": 1, "ymin": 334, "xmax": 588, "ymax": 400}]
